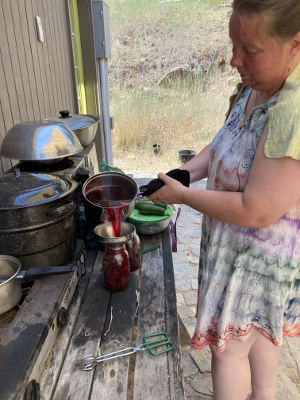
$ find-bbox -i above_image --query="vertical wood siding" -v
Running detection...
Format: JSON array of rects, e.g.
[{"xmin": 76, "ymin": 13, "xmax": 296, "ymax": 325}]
[{"xmin": 0, "ymin": 0, "xmax": 78, "ymax": 174}]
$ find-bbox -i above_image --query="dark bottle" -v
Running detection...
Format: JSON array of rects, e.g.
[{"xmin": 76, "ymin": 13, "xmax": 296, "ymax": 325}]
[
  {"xmin": 102, "ymin": 244, "xmax": 130, "ymax": 292},
  {"xmin": 126, "ymin": 227, "xmax": 141, "ymax": 272}
]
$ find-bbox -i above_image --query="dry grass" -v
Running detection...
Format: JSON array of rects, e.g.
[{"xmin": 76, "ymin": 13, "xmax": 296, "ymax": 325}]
[{"xmin": 105, "ymin": 0, "xmax": 240, "ymax": 171}]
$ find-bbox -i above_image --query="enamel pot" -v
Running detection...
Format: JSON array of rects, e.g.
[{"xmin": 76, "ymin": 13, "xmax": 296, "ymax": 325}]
[{"xmin": 0, "ymin": 255, "xmax": 76, "ymax": 315}]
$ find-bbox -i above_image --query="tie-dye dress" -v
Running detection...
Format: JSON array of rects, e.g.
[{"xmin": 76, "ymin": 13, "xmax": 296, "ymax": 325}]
[{"xmin": 192, "ymin": 86, "xmax": 300, "ymax": 352}]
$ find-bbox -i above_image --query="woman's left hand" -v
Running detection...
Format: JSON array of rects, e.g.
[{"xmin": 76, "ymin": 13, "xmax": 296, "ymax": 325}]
[{"xmin": 147, "ymin": 172, "xmax": 188, "ymax": 204}]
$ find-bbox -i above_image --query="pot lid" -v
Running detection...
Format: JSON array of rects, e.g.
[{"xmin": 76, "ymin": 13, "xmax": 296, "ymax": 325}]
[
  {"xmin": 0, "ymin": 170, "xmax": 76, "ymax": 209},
  {"xmin": 47, "ymin": 110, "xmax": 100, "ymax": 131},
  {"xmin": 0, "ymin": 120, "xmax": 83, "ymax": 162}
]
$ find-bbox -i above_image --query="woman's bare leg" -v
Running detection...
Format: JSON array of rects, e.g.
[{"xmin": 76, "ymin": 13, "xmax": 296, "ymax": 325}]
[
  {"xmin": 210, "ymin": 330, "xmax": 279, "ymax": 400},
  {"xmin": 210, "ymin": 337, "xmax": 253, "ymax": 400},
  {"xmin": 248, "ymin": 332, "xmax": 279, "ymax": 400}
]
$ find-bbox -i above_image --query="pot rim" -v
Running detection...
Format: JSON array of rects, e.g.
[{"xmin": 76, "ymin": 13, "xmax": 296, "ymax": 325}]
[
  {"xmin": 46, "ymin": 113, "xmax": 101, "ymax": 131},
  {"xmin": 82, "ymin": 171, "xmax": 138, "ymax": 210},
  {"xmin": 0, "ymin": 173, "xmax": 77, "ymax": 210},
  {"xmin": 0, "ymin": 255, "xmax": 21, "ymax": 287}
]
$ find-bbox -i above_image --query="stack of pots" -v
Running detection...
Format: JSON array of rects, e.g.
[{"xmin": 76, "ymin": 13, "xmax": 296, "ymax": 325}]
[
  {"xmin": 0, "ymin": 114, "xmax": 101, "ymax": 270},
  {"xmin": 0, "ymin": 170, "xmax": 78, "ymax": 270}
]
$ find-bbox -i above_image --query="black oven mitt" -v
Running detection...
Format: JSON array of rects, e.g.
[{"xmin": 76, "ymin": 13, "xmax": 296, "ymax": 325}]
[{"xmin": 139, "ymin": 169, "xmax": 190, "ymax": 197}]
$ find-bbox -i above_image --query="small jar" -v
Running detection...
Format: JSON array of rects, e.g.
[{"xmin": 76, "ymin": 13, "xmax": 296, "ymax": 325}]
[
  {"xmin": 102, "ymin": 244, "xmax": 130, "ymax": 292},
  {"xmin": 126, "ymin": 227, "xmax": 141, "ymax": 272}
]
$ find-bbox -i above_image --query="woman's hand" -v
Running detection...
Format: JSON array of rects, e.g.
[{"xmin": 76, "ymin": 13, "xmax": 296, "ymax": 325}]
[{"xmin": 147, "ymin": 173, "xmax": 188, "ymax": 205}]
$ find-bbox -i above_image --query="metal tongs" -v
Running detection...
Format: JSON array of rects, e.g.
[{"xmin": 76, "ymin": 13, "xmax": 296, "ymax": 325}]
[{"xmin": 82, "ymin": 332, "xmax": 174, "ymax": 371}]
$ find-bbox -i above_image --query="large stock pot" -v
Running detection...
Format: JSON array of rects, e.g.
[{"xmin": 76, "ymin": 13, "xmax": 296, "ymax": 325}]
[{"xmin": 0, "ymin": 170, "xmax": 78, "ymax": 270}]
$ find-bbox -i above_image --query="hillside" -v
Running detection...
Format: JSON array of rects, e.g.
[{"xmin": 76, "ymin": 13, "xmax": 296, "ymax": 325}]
[{"xmin": 105, "ymin": 0, "xmax": 239, "ymax": 172}]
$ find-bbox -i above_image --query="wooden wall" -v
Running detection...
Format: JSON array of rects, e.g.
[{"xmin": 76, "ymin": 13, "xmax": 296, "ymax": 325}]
[{"xmin": 0, "ymin": 0, "xmax": 78, "ymax": 174}]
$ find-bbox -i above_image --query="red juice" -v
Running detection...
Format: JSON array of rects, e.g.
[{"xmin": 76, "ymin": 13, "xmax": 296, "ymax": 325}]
[
  {"xmin": 103, "ymin": 245, "xmax": 130, "ymax": 292},
  {"xmin": 103, "ymin": 203, "xmax": 126, "ymax": 237},
  {"xmin": 85, "ymin": 184, "xmax": 135, "ymax": 237}
]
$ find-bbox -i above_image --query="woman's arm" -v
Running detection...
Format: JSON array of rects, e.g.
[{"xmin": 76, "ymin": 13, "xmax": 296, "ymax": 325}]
[
  {"xmin": 179, "ymin": 143, "xmax": 210, "ymax": 183},
  {"xmin": 148, "ymin": 122, "xmax": 300, "ymax": 228}
]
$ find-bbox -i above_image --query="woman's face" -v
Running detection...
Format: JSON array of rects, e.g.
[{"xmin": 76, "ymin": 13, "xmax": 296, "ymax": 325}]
[{"xmin": 229, "ymin": 12, "xmax": 291, "ymax": 92}]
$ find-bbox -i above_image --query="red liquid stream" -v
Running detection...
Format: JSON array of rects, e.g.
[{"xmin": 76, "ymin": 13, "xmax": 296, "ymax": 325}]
[
  {"xmin": 103, "ymin": 203, "xmax": 127, "ymax": 237},
  {"xmin": 86, "ymin": 185, "xmax": 135, "ymax": 237}
]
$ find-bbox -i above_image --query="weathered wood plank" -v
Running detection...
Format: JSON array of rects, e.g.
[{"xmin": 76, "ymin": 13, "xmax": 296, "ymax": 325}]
[
  {"xmin": 163, "ymin": 227, "xmax": 186, "ymax": 400},
  {"xmin": 133, "ymin": 233, "xmax": 170, "ymax": 400},
  {"xmin": 31, "ymin": 0, "xmax": 52, "ymax": 118},
  {"xmin": 0, "ymin": 3, "xmax": 22, "ymax": 124},
  {"xmin": 52, "ymin": 252, "xmax": 111, "ymax": 400},
  {"xmin": 0, "ymin": 264, "xmax": 80, "ymax": 400},
  {"xmin": 90, "ymin": 268, "xmax": 139, "ymax": 400},
  {"xmin": 38, "ymin": 249, "xmax": 97, "ymax": 400},
  {"xmin": 61, "ymin": 0, "xmax": 78, "ymax": 113},
  {"xmin": 55, "ymin": 0, "xmax": 73, "ymax": 111},
  {"xmin": 34, "ymin": 0, "xmax": 55, "ymax": 118},
  {"xmin": 24, "ymin": 0, "xmax": 46, "ymax": 119},
  {"xmin": 0, "ymin": 54, "xmax": 13, "ymax": 134},
  {"xmin": 45, "ymin": 0, "xmax": 69, "ymax": 114},
  {"xmin": 40, "ymin": 0, "xmax": 60, "ymax": 117},
  {"xmin": 50, "ymin": 0, "xmax": 68, "ymax": 111},
  {"xmin": 9, "ymin": 0, "xmax": 35, "ymax": 121},
  {"xmin": 16, "ymin": 0, "xmax": 40, "ymax": 120},
  {"xmin": 2, "ymin": 0, "xmax": 29, "ymax": 122},
  {"xmin": 0, "ymin": 155, "xmax": 12, "ymax": 173}
]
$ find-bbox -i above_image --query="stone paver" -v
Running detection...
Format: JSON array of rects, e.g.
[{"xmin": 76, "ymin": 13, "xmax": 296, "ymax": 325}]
[
  {"xmin": 191, "ymin": 279, "xmax": 198, "ymax": 290},
  {"xmin": 175, "ymin": 279, "xmax": 192, "ymax": 291},
  {"xmin": 177, "ymin": 306, "xmax": 197, "ymax": 319},
  {"xmin": 184, "ymin": 291, "xmax": 198, "ymax": 306},
  {"xmin": 176, "ymin": 292, "xmax": 186, "ymax": 306},
  {"xmin": 174, "ymin": 264, "xmax": 197, "ymax": 280},
  {"xmin": 172, "ymin": 251, "xmax": 190, "ymax": 264},
  {"xmin": 131, "ymin": 172, "xmax": 300, "ymax": 399}
]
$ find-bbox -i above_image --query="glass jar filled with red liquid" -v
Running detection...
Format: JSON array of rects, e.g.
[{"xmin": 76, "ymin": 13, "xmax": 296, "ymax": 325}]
[
  {"xmin": 126, "ymin": 226, "xmax": 141, "ymax": 272},
  {"xmin": 102, "ymin": 243, "xmax": 130, "ymax": 292}
]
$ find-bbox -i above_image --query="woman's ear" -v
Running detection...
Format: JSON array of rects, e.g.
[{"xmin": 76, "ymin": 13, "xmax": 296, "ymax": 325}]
[{"xmin": 288, "ymin": 31, "xmax": 300, "ymax": 60}]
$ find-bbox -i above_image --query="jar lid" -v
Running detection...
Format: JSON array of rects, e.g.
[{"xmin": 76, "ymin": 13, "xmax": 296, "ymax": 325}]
[
  {"xmin": 0, "ymin": 171, "xmax": 75, "ymax": 209},
  {"xmin": 47, "ymin": 110, "xmax": 100, "ymax": 131}
]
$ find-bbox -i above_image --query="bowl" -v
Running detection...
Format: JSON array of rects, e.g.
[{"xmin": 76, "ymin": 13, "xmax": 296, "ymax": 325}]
[
  {"xmin": 129, "ymin": 205, "xmax": 173, "ymax": 235},
  {"xmin": 0, "ymin": 120, "xmax": 83, "ymax": 164},
  {"xmin": 47, "ymin": 111, "xmax": 101, "ymax": 147},
  {"xmin": 178, "ymin": 150, "xmax": 196, "ymax": 164}
]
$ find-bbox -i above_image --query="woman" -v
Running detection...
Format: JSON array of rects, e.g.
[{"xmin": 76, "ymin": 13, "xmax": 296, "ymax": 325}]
[{"xmin": 148, "ymin": 1, "xmax": 300, "ymax": 399}]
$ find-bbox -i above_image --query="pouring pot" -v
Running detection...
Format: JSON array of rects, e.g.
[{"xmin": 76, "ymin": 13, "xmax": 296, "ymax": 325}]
[
  {"xmin": 0, "ymin": 255, "xmax": 75, "ymax": 315},
  {"xmin": 83, "ymin": 172, "xmax": 138, "ymax": 223}
]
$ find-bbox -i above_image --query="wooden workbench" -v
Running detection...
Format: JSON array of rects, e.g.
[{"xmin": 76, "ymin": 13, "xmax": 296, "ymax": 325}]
[{"xmin": 38, "ymin": 227, "xmax": 185, "ymax": 400}]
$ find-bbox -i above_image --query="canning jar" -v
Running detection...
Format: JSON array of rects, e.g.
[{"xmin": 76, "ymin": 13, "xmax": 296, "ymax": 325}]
[
  {"xmin": 126, "ymin": 227, "xmax": 141, "ymax": 272},
  {"xmin": 102, "ymin": 244, "xmax": 130, "ymax": 292}
]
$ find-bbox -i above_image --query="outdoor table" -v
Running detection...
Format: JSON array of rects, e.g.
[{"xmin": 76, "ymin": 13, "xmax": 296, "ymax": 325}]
[{"xmin": 38, "ymin": 227, "xmax": 185, "ymax": 400}]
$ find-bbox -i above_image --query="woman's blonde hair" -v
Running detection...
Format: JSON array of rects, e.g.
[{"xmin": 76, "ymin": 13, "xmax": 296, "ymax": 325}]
[{"xmin": 232, "ymin": 0, "xmax": 300, "ymax": 42}]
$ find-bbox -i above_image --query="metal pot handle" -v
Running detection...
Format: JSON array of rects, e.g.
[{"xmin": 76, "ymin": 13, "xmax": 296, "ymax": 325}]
[
  {"xmin": 45, "ymin": 201, "xmax": 75, "ymax": 218},
  {"xmin": 16, "ymin": 265, "xmax": 75, "ymax": 282}
]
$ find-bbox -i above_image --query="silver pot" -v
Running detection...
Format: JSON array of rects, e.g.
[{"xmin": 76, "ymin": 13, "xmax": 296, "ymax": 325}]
[
  {"xmin": 83, "ymin": 172, "xmax": 138, "ymax": 223},
  {"xmin": 47, "ymin": 110, "xmax": 101, "ymax": 147},
  {"xmin": 0, "ymin": 120, "xmax": 83, "ymax": 164},
  {"xmin": 0, "ymin": 255, "xmax": 75, "ymax": 315},
  {"xmin": 0, "ymin": 170, "xmax": 78, "ymax": 270}
]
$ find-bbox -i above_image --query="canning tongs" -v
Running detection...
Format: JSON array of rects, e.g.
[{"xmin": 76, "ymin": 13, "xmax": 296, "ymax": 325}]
[{"xmin": 82, "ymin": 332, "xmax": 174, "ymax": 371}]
